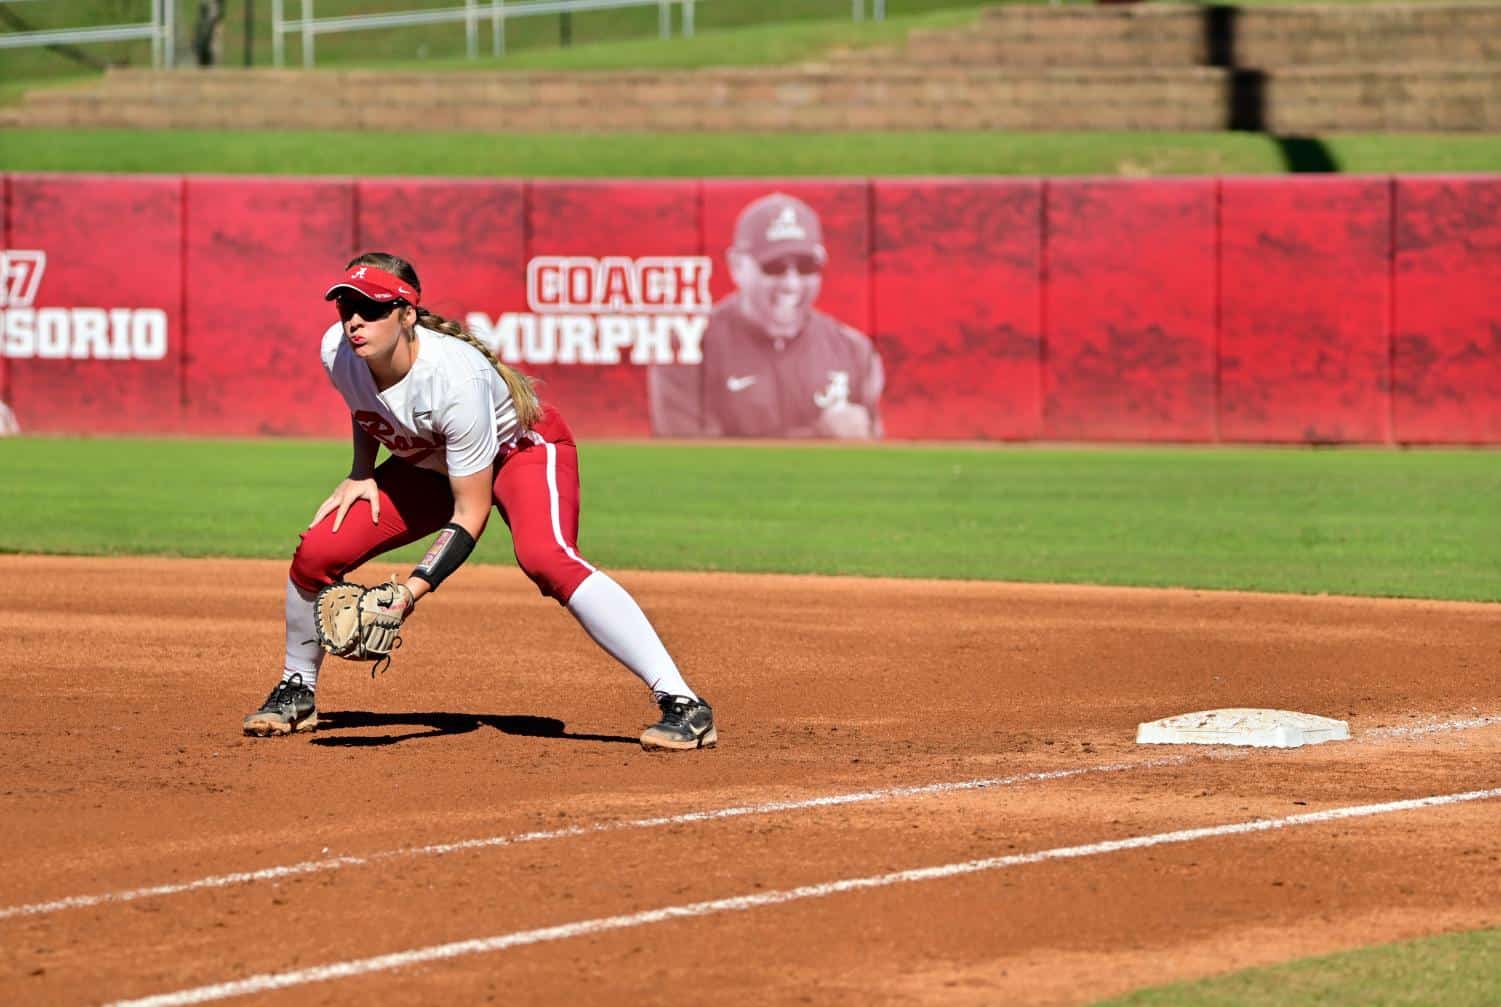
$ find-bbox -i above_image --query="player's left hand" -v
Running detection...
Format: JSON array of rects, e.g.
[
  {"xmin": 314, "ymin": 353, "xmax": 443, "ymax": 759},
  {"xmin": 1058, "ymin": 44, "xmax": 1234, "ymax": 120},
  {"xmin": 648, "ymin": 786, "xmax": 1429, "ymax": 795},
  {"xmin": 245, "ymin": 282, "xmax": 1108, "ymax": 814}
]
[
  {"xmin": 357, "ymin": 580, "xmax": 414, "ymax": 660},
  {"xmin": 364, "ymin": 579, "xmax": 415, "ymax": 621}
]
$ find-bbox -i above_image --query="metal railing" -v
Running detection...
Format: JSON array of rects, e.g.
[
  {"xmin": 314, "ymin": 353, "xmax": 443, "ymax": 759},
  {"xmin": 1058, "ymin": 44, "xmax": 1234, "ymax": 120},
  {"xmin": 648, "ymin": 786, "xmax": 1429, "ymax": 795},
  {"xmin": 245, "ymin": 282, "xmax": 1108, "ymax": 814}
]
[
  {"xmin": 272, "ymin": 0, "xmax": 888, "ymax": 68},
  {"xmin": 273, "ymin": 0, "xmax": 699, "ymax": 67},
  {"xmin": 0, "ymin": 0, "xmax": 888, "ymax": 72},
  {"xmin": 0, "ymin": 0, "xmax": 176, "ymax": 67}
]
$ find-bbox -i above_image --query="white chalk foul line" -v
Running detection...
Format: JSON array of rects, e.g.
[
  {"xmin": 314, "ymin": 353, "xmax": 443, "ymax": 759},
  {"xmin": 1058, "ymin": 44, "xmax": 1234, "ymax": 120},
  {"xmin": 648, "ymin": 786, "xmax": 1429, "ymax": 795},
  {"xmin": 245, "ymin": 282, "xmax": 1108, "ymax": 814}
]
[
  {"xmin": 1364, "ymin": 714, "xmax": 1501, "ymax": 740},
  {"xmin": 109, "ymin": 785, "xmax": 1501, "ymax": 1007},
  {"xmin": 7, "ymin": 712, "xmax": 1496, "ymax": 924},
  {"xmin": 0, "ymin": 756, "xmax": 1190, "ymax": 922}
]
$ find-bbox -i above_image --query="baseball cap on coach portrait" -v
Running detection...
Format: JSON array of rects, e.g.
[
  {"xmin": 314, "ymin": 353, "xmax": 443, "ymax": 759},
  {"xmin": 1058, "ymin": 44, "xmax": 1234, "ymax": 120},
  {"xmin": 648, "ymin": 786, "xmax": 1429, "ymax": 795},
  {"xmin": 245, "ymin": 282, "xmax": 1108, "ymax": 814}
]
[{"xmin": 732, "ymin": 193, "xmax": 828, "ymax": 266}]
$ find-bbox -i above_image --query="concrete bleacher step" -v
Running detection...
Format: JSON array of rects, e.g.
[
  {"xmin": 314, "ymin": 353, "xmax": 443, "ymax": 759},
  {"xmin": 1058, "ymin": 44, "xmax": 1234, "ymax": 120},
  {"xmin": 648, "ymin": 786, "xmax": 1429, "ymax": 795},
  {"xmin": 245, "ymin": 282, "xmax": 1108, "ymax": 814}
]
[
  {"xmin": 860, "ymin": 3, "xmax": 1501, "ymax": 67},
  {"xmin": 5, "ymin": 61, "xmax": 1498, "ymax": 133}
]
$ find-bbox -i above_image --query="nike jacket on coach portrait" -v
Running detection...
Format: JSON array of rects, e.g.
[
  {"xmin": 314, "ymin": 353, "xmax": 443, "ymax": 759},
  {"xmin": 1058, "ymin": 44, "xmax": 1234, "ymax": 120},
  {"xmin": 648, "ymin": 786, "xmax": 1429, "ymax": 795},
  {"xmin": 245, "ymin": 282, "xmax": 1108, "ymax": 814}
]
[{"xmin": 648, "ymin": 298, "xmax": 885, "ymax": 439}]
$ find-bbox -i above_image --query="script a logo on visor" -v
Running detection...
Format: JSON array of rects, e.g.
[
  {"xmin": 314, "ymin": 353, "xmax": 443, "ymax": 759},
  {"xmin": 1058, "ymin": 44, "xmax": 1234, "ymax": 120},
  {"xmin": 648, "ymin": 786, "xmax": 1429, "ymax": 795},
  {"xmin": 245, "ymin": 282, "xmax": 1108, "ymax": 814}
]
[{"xmin": 758, "ymin": 255, "xmax": 822, "ymax": 278}]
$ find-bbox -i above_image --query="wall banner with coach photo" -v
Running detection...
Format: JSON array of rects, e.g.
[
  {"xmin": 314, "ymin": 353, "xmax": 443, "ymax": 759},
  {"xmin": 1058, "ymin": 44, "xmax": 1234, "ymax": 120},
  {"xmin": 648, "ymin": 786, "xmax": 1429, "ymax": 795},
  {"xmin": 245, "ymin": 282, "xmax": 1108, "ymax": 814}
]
[{"xmin": 5, "ymin": 172, "xmax": 1500, "ymax": 444}]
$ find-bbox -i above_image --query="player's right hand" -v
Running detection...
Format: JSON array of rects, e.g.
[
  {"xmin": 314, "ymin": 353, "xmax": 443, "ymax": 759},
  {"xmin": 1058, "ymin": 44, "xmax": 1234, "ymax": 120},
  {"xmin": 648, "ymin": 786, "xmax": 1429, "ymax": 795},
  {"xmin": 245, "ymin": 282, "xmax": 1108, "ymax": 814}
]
[{"xmin": 310, "ymin": 478, "xmax": 381, "ymax": 532}]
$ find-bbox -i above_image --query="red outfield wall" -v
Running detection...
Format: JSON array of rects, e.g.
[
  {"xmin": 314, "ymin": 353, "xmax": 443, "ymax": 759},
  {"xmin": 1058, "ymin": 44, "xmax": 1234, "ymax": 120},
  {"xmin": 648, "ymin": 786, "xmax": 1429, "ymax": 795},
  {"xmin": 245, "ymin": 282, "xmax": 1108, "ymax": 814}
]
[{"xmin": 3, "ymin": 173, "xmax": 1498, "ymax": 443}]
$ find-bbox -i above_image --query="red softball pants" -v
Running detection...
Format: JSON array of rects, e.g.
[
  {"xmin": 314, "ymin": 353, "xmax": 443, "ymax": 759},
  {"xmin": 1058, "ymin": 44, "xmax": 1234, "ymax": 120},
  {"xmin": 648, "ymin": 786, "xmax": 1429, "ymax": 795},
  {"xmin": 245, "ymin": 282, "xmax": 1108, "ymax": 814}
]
[{"xmin": 289, "ymin": 406, "xmax": 596, "ymax": 604}]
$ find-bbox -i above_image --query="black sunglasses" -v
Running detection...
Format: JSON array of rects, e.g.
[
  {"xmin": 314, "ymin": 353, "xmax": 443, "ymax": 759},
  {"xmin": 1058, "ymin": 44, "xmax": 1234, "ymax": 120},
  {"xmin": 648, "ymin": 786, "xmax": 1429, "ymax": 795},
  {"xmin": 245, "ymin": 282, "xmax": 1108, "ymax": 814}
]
[
  {"xmin": 335, "ymin": 293, "xmax": 403, "ymax": 321},
  {"xmin": 759, "ymin": 256, "xmax": 822, "ymax": 277}
]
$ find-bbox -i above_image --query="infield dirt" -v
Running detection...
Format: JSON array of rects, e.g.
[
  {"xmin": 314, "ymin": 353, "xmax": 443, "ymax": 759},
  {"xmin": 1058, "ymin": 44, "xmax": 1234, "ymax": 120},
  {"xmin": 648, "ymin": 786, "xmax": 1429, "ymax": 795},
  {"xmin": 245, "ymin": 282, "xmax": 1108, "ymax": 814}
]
[{"xmin": 3, "ymin": 555, "xmax": 1499, "ymax": 1005}]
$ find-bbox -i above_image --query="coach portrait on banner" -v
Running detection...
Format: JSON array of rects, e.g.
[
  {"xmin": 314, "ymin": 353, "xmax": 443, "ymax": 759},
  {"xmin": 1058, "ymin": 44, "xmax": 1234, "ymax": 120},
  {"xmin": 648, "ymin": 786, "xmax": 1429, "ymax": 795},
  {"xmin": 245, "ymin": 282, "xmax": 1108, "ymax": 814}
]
[{"xmin": 648, "ymin": 192, "xmax": 884, "ymax": 439}]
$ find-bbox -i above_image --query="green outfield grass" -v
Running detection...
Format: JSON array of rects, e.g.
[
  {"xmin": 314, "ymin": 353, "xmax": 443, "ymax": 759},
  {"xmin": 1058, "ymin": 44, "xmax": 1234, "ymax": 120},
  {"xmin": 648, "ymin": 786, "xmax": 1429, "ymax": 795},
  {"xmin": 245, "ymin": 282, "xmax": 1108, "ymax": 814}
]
[
  {"xmin": 1093, "ymin": 926, "xmax": 1501, "ymax": 1006},
  {"xmin": 2, "ymin": 437, "xmax": 1497, "ymax": 601},
  {"xmin": 4, "ymin": 126, "xmax": 1499, "ymax": 177}
]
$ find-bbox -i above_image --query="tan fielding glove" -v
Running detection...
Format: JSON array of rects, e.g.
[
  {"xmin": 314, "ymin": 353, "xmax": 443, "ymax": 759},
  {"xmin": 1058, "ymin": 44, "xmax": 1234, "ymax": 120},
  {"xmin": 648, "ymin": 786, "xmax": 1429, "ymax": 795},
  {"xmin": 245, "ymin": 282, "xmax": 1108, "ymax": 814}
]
[{"xmin": 313, "ymin": 578, "xmax": 414, "ymax": 672}]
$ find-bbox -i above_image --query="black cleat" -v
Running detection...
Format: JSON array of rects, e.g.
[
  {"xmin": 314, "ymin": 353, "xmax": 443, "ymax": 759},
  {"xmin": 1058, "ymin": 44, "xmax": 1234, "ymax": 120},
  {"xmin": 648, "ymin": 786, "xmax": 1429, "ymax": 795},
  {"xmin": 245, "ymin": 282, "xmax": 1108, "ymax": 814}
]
[
  {"xmin": 243, "ymin": 674, "xmax": 318, "ymax": 737},
  {"xmin": 641, "ymin": 694, "xmax": 717, "ymax": 751}
]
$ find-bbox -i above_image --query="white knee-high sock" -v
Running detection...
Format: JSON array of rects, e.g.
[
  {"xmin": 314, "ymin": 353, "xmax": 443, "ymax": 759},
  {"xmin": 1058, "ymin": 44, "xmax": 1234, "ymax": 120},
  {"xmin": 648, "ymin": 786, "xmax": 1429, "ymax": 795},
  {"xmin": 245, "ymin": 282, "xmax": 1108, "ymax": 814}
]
[
  {"xmin": 282, "ymin": 579, "xmax": 326, "ymax": 691},
  {"xmin": 566, "ymin": 572, "xmax": 696, "ymax": 700}
]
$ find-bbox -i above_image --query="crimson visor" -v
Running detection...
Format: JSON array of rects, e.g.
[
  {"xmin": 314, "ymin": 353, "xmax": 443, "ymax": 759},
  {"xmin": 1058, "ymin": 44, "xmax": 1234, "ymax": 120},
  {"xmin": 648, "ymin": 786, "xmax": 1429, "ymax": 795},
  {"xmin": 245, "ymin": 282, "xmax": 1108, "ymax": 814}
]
[{"xmin": 323, "ymin": 265, "xmax": 421, "ymax": 305}]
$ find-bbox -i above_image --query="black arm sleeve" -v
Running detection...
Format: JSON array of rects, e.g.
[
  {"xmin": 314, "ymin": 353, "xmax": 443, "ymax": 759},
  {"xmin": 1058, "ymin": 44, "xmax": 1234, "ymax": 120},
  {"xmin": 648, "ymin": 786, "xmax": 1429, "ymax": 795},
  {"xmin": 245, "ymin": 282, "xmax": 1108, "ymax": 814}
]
[{"xmin": 411, "ymin": 523, "xmax": 477, "ymax": 590}]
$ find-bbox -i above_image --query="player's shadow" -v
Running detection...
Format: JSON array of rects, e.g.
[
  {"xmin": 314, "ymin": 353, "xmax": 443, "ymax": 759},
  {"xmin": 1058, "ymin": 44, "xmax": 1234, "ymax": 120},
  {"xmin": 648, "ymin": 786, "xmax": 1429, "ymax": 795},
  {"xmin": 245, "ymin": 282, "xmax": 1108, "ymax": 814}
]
[{"xmin": 310, "ymin": 710, "xmax": 637, "ymax": 747}]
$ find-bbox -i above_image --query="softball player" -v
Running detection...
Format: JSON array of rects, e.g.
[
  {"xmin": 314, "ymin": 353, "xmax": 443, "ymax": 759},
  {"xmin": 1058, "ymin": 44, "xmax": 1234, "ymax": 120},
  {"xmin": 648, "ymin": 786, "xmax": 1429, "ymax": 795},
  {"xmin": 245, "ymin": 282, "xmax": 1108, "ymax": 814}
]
[{"xmin": 242, "ymin": 252, "xmax": 716, "ymax": 752}]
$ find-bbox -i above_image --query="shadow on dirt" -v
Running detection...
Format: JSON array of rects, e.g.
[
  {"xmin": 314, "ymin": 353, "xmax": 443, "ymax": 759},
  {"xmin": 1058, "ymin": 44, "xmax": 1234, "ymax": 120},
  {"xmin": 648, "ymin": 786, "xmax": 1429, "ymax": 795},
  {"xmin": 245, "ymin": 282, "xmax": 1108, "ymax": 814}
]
[{"xmin": 310, "ymin": 710, "xmax": 638, "ymax": 747}]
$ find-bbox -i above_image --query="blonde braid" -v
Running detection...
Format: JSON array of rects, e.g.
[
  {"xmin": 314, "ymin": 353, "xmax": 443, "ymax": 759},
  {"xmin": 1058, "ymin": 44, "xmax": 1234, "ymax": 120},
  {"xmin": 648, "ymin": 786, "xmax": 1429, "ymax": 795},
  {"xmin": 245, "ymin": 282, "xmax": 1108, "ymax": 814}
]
[{"xmin": 416, "ymin": 307, "xmax": 542, "ymax": 430}]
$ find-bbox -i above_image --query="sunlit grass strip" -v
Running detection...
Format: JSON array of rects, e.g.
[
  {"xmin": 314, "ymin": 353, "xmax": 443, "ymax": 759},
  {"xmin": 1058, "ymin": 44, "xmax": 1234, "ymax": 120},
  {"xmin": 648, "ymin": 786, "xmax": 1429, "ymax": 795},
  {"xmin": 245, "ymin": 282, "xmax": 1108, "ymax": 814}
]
[
  {"xmin": 5, "ymin": 127, "xmax": 1501, "ymax": 177},
  {"xmin": 2, "ymin": 438, "xmax": 1497, "ymax": 601}
]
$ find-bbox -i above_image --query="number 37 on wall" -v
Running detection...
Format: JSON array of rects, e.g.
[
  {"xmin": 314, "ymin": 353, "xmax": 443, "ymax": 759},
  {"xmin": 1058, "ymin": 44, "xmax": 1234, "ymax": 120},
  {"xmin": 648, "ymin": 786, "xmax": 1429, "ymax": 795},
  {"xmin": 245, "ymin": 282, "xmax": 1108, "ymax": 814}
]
[{"xmin": 1, "ymin": 251, "xmax": 46, "ymax": 308}]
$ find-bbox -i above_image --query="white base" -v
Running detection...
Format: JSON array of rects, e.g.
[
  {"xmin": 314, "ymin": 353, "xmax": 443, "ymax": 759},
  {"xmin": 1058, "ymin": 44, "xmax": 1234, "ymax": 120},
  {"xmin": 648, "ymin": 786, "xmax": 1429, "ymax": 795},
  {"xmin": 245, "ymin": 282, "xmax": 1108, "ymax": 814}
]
[{"xmin": 1136, "ymin": 708, "xmax": 1350, "ymax": 749}]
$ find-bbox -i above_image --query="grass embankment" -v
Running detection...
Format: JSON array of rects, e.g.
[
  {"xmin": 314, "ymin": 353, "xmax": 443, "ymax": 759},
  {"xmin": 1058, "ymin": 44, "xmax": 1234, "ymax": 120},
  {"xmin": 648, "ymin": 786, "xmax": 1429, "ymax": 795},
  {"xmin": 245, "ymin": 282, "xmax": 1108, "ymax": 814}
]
[
  {"xmin": 5, "ymin": 127, "xmax": 1501, "ymax": 176},
  {"xmin": 2, "ymin": 437, "xmax": 1497, "ymax": 601}
]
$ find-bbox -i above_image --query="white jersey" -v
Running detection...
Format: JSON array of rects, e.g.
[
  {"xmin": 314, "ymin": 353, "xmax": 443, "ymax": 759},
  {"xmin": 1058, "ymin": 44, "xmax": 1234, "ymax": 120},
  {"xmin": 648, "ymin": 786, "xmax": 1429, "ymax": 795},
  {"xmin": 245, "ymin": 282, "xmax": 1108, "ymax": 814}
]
[{"xmin": 321, "ymin": 322, "xmax": 521, "ymax": 477}]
